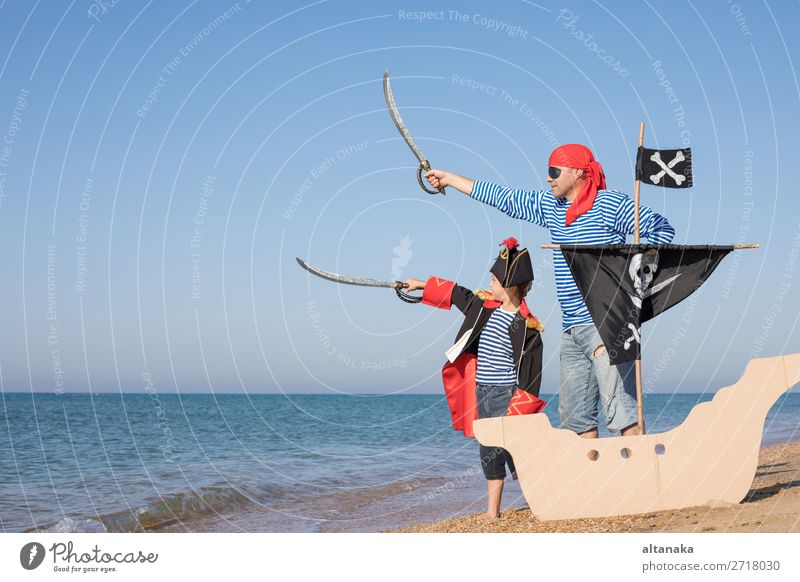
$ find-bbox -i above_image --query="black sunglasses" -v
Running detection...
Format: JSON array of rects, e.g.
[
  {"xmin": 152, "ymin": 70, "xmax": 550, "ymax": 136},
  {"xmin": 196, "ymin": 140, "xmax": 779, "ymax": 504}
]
[{"xmin": 548, "ymin": 166, "xmax": 562, "ymax": 180}]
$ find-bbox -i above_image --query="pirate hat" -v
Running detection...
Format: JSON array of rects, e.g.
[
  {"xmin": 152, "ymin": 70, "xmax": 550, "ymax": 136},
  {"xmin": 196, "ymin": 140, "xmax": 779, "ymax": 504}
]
[{"xmin": 490, "ymin": 237, "xmax": 533, "ymax": 287}]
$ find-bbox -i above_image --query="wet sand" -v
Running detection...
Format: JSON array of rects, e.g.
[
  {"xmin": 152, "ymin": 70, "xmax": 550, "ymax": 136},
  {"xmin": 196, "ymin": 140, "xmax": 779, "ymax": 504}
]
[{"xmin": 394, "ymin": 441, "xmax": 800, "ymax": 533}]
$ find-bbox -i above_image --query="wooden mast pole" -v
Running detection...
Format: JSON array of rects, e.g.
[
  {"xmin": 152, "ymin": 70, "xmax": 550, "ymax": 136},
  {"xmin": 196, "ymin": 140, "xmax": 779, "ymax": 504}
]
[{"xmin": 634, "ymin": 122, "xmax": 646, "ymax": 435}]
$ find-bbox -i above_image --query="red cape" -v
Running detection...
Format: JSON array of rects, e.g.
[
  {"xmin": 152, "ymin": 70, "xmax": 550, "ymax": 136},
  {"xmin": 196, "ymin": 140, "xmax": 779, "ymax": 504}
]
[{"xmin": 423, "ymin": 277, "xmax": 545, "ymax": 438}]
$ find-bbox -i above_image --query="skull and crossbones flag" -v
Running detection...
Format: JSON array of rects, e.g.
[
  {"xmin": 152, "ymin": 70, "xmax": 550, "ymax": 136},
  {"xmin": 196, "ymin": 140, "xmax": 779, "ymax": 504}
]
[
  {"xmin": 561, "ymin": 245, "xmax": 732, "ymax": 365},
  {"xmin": 636, "ymin": 147, "xmax": 693, "ymax": 188}
]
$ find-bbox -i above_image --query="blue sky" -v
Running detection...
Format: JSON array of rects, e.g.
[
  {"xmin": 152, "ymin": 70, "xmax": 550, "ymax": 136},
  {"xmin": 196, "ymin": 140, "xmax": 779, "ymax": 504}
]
[{"xmin": 0, "ymin": 0, "xmax": 798, "ymax": 394}]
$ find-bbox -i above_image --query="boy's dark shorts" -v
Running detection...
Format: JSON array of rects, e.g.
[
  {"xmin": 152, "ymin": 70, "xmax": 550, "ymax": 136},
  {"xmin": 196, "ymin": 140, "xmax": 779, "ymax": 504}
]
[{"xmin": 476, "ymin": 383, "xmax": 517, "ymax": 480}]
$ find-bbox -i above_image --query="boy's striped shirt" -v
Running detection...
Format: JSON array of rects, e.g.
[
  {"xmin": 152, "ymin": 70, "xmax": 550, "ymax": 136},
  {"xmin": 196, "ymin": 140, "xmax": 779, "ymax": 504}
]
[
  {"xmin": 476, "ymin": 307, "xmax": 518, "ymax": 385},
  {"xmin": 470, "ymin": 180, "xmax": 675, "ymax": 330}
]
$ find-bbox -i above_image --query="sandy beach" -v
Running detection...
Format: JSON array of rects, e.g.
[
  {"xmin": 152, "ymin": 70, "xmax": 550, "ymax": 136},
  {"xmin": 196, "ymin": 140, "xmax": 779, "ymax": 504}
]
[{"xmin": 395, "ymin": 440, "xmax": 800, "ymax": 533}]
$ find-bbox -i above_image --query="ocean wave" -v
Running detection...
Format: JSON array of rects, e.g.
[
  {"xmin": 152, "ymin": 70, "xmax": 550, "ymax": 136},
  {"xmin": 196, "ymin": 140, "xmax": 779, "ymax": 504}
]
[
  {"xmin": 32, "ymin": 481, "xmax": 291, "ymax": 533},
  {"xmin": 30, "ymin": 475, "xmax": 447, "ymax": 533}
]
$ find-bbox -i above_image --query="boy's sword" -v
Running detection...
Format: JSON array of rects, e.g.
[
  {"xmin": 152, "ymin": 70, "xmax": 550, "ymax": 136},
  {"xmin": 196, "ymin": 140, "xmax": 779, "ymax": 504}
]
[
  {"xmin": 295, "ymin": 258, "xmax": 422, "ymax": 303},
  {"xmin": 383, "ymin": 69, "xmax": 445, "ymax": 196}
]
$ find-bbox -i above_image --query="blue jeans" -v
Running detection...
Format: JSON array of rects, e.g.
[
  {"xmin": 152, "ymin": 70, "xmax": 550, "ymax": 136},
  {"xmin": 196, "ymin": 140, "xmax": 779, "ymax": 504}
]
[
  {"xmin": 476, "ymin": 383, "xmax": 517, "ymax": 480},
  {"xmin": 558, "ymin": 324, "xmax": 638, "ymax": 433}
]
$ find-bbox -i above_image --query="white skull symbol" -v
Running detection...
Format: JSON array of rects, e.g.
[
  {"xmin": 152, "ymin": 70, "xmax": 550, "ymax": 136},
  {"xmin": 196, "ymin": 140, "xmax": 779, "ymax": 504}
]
[{"xmin": 628, "ymin": 250, "xmax": 659, "ymax": 308}]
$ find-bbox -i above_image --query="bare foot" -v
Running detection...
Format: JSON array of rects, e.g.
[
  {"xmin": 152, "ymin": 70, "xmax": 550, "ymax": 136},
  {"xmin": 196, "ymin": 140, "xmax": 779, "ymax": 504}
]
[{"xmin": 482, "ymin": 511, "xmax": 500, "ymax": 521}]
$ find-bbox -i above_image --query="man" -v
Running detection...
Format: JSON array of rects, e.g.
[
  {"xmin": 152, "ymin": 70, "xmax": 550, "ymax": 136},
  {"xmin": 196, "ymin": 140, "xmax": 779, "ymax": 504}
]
[{"xmin": 425, "ymin": 144, "xmax": 675, "ymax": 438}]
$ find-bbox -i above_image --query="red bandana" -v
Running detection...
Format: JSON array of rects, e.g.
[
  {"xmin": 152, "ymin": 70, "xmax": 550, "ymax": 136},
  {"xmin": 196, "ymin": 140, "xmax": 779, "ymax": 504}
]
[{"xmin": 548, "ymin": 144, "xmax": 606, "ymax": 226}]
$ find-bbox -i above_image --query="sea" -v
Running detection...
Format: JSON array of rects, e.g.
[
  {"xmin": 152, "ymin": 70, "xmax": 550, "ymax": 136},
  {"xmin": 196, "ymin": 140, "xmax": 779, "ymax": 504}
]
[{"xmin": 1, "ymin": 391, "xmax": 798, "ymax": 533}]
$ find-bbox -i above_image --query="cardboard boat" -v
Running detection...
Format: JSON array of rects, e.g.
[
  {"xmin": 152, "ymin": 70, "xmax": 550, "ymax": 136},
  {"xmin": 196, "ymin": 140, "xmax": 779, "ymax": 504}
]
[{"xmin": 473, "ymin": 353, "xmax": 800, "ymax": 520}]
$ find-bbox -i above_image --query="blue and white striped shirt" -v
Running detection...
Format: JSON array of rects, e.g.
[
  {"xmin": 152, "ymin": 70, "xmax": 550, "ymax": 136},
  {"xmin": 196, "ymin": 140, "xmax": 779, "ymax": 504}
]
[
  {"xmin": 470, "ymin": 180, "xmax": 675, "ymax": 330},
  {"xmin": 476, "ymin": 307, "xmax": 518, "ymax": 385}
]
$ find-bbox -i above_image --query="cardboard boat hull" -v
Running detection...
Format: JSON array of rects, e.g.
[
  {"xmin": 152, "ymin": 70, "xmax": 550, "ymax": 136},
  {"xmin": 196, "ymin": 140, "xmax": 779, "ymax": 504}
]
[{"xmin": 473, "ymin": 354, "xmax": 800, "ymax": 520}]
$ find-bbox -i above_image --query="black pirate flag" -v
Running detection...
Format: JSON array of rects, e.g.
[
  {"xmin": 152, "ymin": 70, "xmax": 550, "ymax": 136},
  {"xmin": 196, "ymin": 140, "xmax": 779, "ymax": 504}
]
[
  {"xmin": 561, "ymin": 245, "xmax": 732, "ymax": 365},
  {"xmin": 636, "ymin": 147, "xmax": 693, "ymax": 188}
]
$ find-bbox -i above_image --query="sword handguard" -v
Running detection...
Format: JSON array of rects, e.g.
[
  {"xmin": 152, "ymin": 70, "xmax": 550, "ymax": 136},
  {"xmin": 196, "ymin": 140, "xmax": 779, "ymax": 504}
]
[
  {"xmin": 417, "ymin": 161, "xmax": 446, "ymax": 196},
  {"xmin": 394, "ymin": 282, "xmax": 422, "ymax": 303}
]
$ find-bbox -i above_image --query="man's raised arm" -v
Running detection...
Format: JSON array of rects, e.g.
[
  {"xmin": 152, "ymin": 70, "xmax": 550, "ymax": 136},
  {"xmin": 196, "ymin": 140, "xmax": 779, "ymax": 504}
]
[{"xmin": 425, "ymin": 169, "xmax": 548, "ymax": 228}]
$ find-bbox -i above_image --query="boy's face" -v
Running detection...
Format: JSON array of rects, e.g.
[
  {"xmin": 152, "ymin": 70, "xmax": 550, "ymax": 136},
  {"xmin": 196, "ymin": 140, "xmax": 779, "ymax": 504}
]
[{"xmin": 489, "ymin": 274, "xmax": 508, "ymax": 301}]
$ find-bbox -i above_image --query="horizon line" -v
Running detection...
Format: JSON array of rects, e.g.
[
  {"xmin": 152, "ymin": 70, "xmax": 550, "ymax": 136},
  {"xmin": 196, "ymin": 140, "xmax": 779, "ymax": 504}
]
[{"xmin": 0, "ymin": 390, "xmax": 729, "ymax": 396}]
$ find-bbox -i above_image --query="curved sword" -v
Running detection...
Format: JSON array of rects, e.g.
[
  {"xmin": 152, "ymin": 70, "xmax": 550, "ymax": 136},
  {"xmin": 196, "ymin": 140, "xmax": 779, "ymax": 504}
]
[
  {"xmin": 383, "ymin": 69, "xmax": 445, "ymax": 195},
  {"xmin": 296, "ymin": 258, "xmax": 421, "ymax": 303}
]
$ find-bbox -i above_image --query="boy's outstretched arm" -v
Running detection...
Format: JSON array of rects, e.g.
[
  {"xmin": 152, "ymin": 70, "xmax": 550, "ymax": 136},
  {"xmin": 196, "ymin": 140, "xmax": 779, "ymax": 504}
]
[
  {"xmin": 403, "ymin": 276, "xmax": 479, "ymax": 315},
  {"xmin": 425, "ymin": 169, "xmax": 548, "ymax": 228}
]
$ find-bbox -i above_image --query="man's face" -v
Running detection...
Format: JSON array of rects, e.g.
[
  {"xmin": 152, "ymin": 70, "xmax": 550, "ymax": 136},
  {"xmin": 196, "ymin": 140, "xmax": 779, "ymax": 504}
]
[{"xmin": 547, "ymin": 166, "xmax": 583, "ymax": 199}]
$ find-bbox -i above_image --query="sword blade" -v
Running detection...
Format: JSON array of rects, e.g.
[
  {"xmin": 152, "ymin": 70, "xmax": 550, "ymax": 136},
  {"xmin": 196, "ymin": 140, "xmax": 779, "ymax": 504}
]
[
  {"xmin": 383, "ymin": 70, "xmax": 428, "ymax": 166},
  {"xmin": 296, "ymin": 258, "xmax": 397, "ymax": 288}
]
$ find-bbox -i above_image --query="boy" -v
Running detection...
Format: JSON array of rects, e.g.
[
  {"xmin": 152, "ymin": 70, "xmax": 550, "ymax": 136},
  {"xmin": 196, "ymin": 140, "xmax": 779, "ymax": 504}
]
[{"xmin": 404, "ymin": 237, "xmax": 546, "ymax": 518}]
